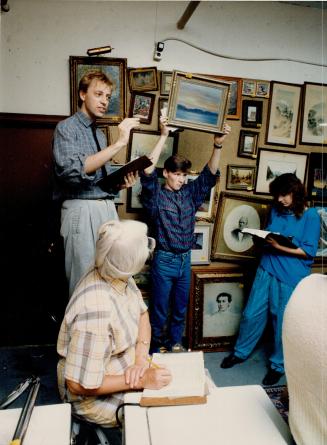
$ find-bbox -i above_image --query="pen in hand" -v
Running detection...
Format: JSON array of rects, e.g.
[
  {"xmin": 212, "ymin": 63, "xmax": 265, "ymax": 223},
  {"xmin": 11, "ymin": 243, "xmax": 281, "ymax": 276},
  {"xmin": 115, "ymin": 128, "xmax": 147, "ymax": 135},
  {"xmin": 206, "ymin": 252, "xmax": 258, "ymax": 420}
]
[{"xmin": 147, "ymin": 356, "xmax": 161, "ymax": 369}]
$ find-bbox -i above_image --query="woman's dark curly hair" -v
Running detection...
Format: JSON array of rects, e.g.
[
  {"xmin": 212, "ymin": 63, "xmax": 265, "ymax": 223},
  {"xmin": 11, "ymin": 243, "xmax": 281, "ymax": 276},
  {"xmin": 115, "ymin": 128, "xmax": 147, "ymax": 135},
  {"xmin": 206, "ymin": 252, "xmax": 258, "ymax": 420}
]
[{"xmin": 269, "ymin": 173, "xmax": 307, "ymax": 218}]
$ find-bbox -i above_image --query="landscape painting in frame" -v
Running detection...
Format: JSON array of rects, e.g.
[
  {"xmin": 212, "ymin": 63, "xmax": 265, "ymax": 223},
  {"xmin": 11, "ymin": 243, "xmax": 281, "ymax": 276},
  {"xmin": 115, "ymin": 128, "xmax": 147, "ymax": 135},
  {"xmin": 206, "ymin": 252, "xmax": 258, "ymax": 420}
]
[
  {"xmin": 188, "ymin": 268, "xmax": 246, "ymax": 351},
  {"xmin": 300, "ymin": 82, "xmax": 327, "ymax": 145},
  {"xmin": 307, "ymin": 152, "xmax": 326, "ymax": 200},
  {"xmin": 255, "ymin": 148, "xmax": 308, "ymax": 195},
  {"xmin": 266, "ymin": 81, "xmax": 302, "ymax": 147},
  {"xmin": 127, "ymin": 130, "xmax": 179, "ymax": 167},
  {"xmin": 69, "ymin": 56, "xmax": 126, "ymax": 124},
  {"xmin": 211, "ymin": 192, "xmax": 271, "ymax": 262},
  {"xmin": 167, "ymin": 71, "xmax": 230, "ymax": 133}
]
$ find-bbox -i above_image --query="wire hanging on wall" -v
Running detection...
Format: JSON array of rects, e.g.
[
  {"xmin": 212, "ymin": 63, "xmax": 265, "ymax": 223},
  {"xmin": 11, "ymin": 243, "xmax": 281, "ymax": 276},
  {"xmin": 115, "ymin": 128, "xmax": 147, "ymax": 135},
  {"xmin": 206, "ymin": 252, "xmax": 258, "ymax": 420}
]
[{"xmin": 158, "ymin": 37, "xmax": 326, "ymax": 68}]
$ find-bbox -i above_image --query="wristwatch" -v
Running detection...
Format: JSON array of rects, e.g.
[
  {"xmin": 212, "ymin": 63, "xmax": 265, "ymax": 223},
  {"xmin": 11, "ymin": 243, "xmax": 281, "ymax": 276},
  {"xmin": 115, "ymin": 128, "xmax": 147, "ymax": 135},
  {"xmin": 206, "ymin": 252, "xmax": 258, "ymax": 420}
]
[{"xmin": 213, "ymin": 143, "xmax": 223, "ymax": 149}]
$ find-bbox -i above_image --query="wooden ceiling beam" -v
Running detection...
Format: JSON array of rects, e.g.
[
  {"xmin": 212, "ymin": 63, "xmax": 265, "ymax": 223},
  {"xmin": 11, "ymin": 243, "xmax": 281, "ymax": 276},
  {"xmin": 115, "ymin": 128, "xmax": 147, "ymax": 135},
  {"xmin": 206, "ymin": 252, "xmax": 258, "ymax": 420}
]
[{"xmin": 177, "ymin": 1, "xmax": 201, "ymax": 30}]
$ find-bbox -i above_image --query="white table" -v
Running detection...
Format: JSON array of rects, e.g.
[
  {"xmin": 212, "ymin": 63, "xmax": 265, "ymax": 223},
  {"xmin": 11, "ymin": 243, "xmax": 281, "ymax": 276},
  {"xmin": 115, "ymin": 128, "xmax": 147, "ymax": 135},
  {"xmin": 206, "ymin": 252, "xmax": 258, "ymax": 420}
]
[
  {"xmin": 124, "ymin": 385, "xmax": 293, "ymax": 445},
  {"xmin": 0, "ymin": 403, "xmax": 71, "ymax": 445}
]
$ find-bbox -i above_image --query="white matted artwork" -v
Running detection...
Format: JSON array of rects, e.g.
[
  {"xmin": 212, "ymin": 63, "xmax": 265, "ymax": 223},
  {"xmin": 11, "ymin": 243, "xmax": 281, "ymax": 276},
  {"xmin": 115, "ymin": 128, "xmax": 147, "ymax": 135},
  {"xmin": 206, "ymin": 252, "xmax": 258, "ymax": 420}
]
[
  {"xmin": 187, "ymin": 174, "xmax": 216, "ymax": 220},
  {"xmin": 255, "ymin": 149, "xmax": 308, "ymax": 195},
  {"xmin": 223, "ymin": 204, "xmax": 260, "ymax": 253}
]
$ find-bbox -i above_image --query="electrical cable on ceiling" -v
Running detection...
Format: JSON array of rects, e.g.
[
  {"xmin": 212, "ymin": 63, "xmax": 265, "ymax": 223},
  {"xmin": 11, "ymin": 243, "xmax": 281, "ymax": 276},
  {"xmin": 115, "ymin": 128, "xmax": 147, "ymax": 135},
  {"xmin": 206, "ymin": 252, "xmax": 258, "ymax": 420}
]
[{"xmin": 161, "ymin": 37, "xmax": 326, "ymax": 68}]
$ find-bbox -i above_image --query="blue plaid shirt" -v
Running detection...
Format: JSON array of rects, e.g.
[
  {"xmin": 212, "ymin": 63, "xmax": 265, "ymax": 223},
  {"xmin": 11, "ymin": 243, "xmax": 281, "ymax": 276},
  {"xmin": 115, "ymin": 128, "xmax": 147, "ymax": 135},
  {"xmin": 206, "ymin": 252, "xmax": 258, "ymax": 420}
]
[
  {"xmin": 140, "ymin": 165, "xmax": 218, "ymax": 253},
  {"xmin": 53, "ymin": 111, "xmax": 115, "ymax": 200}
]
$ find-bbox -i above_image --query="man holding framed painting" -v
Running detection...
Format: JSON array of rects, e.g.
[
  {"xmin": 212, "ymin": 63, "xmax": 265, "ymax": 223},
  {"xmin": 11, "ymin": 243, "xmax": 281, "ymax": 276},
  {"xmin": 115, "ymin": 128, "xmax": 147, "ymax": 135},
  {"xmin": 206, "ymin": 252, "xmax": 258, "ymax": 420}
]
[
  {"xmin": 140, "ymin": 117, "xmax": 231, "ymax": 354},
  {"xmin": 53, "ymin": 70, "xmax": 140, "ymax": 296}
]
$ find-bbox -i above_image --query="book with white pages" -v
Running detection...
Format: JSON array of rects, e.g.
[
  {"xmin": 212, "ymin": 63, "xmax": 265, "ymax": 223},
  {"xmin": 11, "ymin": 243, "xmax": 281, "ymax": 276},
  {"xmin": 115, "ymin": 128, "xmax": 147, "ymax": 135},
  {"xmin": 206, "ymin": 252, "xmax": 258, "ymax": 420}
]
[
  {"xmin": 140, "ymin": 351, "xmax": 207, "ymax": 407},
  {"xmin": 241, "ymin": 228, "xmax": 296, "ymax": 248}
]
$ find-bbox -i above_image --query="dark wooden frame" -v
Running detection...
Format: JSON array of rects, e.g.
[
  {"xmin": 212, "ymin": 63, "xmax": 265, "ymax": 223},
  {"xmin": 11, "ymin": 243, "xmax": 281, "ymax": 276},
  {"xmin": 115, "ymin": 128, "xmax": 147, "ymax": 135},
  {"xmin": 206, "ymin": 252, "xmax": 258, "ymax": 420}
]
[
  {"xmin": 211, "ymin": 191, "xmax": 271, "ymax": 261},
  {"xmin": 299, "ymin": 82, "xmax": 327, "ymax": 146},
  {"xmin": 226, "ymin": 165, "xmax": 256, "ymax": 191},
  {"xmin": 241, "ymin": 99, "xmax": 263, "ymax": 128},
  {"xmin": 265, "ymin": 81, "xmax": 302, "ymax": 147},
  {"xmin": 128, "ymin": 67, "xmax": 158, "ymax": 92},
  {"xmin": 69, "ymin": 55, "xmax": 127, "ymax": 124},
  {"xmin": 237, "ymin": 129, "xmax": 259, "ymax": 159},
  {"xmin": 307, "ymin": 152, "xmax": 326, "ymax": 200},
  {"xmin": 188, "ymin": 266, "xmax": 246, "ymax": 351},
  {"xmin": 129, "ymin": 92, "xmax": 156, "ymax": 124}
]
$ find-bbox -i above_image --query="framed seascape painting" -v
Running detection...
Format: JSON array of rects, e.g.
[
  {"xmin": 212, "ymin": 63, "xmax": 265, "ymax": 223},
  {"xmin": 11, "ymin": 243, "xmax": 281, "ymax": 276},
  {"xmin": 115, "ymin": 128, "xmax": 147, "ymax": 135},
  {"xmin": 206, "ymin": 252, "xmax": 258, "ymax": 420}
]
[
  {"xmin": 128, "ymin": 67, "xmax": 158, "ymax": 92},
  {"xmin": 188, "ymin": 267, "xmax": 246, "ymax": 351},
  {"xmin": 241, "ymin": 100, "xmax": 263, "ymax": 129},
  {"xmin": 129, "ymin": 92, "xmax": 155, "ymax": 124},
  {"xmin": 266, "ymin": 81, "xmax": 302, "ymax": 147},
  {"xmin": 167, "ymin": 71, "xmax": 230, "ymax": 133},
  {"xmin": 300, "ymin": 82, "xmax": 327, "ymax": 145},
  {"xmin": 191, "ymin": 223, "xmax": 212, "ymax": 265},
  {"xmin": 160, "ymin": 71, "xmax": 172, "ymax": 96},
  {"xmin": 237, "ymin": 130, "xmax": 259, "ymax": 159},
  {"xmin": 307, "ymin": 152, "xmax": 326, "ymax": 200},
  {"xmin": 69, "ymin": 56, "xmax": 127, "ymax": 124},
  {"xmin": 226, "ymin": 165, "xmax": 256, "ymax": 191},
  {"xmin": 255, "ymin": 148, "xmax": 308, "ymax": 195},
  {"xmin": 211, "ymin": 192, "xmax": 271, "ymax": 262}
]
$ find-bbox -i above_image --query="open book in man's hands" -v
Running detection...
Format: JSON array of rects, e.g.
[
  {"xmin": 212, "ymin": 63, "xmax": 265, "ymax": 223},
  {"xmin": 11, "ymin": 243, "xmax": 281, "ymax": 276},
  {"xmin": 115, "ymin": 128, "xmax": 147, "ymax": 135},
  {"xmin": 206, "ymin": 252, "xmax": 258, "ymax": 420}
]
[
  {"xmin": 140, "ymin": 351, "xmax": 207, "ymax": 407},
  {"xmin": 97, "ymin": 156, "xmax": 152, "ymax": 193},
  {"xmin": 241, "ymin": 228, "xmax": 297, "ymax": 248}
]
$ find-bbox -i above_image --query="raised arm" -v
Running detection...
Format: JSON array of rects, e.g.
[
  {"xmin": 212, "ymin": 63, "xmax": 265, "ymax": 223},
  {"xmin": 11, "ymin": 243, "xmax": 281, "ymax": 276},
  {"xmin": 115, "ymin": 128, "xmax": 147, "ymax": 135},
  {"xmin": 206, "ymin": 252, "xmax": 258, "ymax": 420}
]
[
  {"xmin": 144, "ymin": 117, "xmax": 171, "ymax": 175},
  {"xmin": 84, "ymin": 117, "xmax": 140, "ymax": 174},
  {"xmin": 207, "ymin": 123, "xmax": 231, "ymax": 174}
]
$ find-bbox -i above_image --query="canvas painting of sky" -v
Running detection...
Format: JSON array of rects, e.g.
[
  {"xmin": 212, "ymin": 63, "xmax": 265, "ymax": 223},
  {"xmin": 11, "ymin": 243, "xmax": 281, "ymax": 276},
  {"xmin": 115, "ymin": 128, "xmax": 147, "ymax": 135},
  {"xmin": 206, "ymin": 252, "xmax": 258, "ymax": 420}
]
[{"xmin": 175, "ymin": 80, "xmax": 223, "ymax": 125}]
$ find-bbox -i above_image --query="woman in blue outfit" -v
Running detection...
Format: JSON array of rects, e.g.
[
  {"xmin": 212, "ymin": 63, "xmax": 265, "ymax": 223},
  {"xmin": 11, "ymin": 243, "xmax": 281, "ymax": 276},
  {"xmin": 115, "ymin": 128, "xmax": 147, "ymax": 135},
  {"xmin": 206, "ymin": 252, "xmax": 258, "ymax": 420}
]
[{"xmin": 221, "ymin": 173, "xmax": 320, "ymax": 385}]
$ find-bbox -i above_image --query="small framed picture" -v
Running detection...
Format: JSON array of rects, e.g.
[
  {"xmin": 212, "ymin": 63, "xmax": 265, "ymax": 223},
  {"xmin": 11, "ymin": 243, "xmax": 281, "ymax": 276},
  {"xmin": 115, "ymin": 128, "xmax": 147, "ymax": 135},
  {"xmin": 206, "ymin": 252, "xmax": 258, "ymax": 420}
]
[
  {"xmin": 158, "ymin": 97, "xmax": 168, "ymax": 130},
  {"xmin": 307, "ymin": 152, "xmax": 326, "ymax": 200},
  {"xmin": 255, "ymin": 148, "xmax": 308, "ymax": 195},
  {"xmin": 265, "ymin": 81, "xmax": 302, "ymax": 147},
  {"xmin": 211, "ymin": 192, "xmax": 271, "ymax": 262},
  {"xmin": 160, "ymin": 71, "xmax": 172, "ymax": 96},
  {"xmin": 167, "ymin": 70, "xmax": 230, "ymax": 134},
  {"xmin": 242, "ymin": 79, "xmax": 256, "ymax": 96},
  {"xmin": 128, "ymin": 67, "xmax": 158, "ymax": 92},
  {"xmin": 188, "ymin": 266, "xmax": 246, "ymax": 351},
  {"xmin": 191, "ymin": 223, "xmax": 212, "ymax": 265},
  {"xmin": 237, "ymin": 130, "xmax": 259, "ymax": 159},
  {"xmin": 226, "ymin": 165, "xmax": 256, "ymax": 191},
  {"xmin": 129, "ymin": 92, "xmax": 155, "ymax": 124},
  {"xmin": 241, "ymin": 100, "xmax": 263, "ymax": 128},
  {"xmin": 300, "ymin": 82, "xmax": 327, "ymax": 146},
  {"xmin": 255, "ymin": 80, "xmax": 270, "ymax": 98}
]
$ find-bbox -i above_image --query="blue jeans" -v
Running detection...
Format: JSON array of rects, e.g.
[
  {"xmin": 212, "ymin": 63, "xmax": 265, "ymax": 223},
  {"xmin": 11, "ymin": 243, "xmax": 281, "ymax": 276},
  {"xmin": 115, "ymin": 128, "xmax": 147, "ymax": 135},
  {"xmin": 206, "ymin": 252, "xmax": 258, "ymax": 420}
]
[
  {"xmin": 150, "ymin": 250, "xmax": 191, "ymax": 349},
  {"xmin": 234, "ymin": 266, "xmax": 295, "ymax": 373}
]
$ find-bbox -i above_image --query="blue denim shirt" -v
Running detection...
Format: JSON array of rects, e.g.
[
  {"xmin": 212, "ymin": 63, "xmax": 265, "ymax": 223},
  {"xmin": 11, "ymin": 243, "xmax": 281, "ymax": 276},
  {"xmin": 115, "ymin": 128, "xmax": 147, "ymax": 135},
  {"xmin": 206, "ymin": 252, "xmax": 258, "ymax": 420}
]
[{"xmin": 53, "ymin": 111, "xmax": 115, "ymax": 200}]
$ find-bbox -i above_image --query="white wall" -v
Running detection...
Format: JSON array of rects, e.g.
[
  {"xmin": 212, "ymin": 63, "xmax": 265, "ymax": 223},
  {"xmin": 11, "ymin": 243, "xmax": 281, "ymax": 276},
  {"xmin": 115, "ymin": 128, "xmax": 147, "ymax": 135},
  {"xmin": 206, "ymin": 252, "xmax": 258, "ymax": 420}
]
[{"xmin": 1, "ymin": 0, "xmax": 326, "ymax": 115}]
